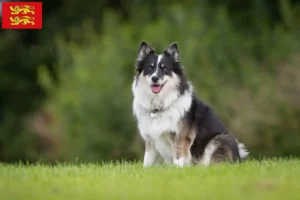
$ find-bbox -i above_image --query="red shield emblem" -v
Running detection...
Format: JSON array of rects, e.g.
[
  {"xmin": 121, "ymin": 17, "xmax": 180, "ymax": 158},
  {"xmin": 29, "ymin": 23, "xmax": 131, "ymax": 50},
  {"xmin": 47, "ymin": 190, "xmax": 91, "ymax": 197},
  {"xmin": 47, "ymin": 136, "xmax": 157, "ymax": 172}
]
[{"xmin": 2, "ymin": 2, "xmax": 42, "ymax": 29}]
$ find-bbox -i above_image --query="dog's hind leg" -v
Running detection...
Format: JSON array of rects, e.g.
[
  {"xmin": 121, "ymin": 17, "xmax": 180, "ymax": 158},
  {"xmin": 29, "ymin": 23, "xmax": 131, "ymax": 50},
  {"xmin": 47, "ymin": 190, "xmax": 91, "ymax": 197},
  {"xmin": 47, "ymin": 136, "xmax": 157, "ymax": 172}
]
[{"xmin": 201, "ymin": 133, "xmax": 246, "ymax": 166}]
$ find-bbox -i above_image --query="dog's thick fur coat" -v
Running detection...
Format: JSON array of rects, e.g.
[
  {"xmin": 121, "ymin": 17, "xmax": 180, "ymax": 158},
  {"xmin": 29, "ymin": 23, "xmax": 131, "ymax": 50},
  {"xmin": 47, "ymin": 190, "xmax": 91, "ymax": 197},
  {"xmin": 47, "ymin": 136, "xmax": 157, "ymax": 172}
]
[{"xmin": 132, "ymin": 41, "xmax": 249, "ymax": 167}]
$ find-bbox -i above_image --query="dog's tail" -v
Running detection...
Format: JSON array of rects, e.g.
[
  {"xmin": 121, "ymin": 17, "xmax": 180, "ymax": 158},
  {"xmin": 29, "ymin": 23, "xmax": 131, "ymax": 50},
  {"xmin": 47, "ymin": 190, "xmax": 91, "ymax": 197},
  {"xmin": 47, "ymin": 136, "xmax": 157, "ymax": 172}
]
[{"xmin": 237, "ymin": 141, "xmax": 249, "ymax": 159}]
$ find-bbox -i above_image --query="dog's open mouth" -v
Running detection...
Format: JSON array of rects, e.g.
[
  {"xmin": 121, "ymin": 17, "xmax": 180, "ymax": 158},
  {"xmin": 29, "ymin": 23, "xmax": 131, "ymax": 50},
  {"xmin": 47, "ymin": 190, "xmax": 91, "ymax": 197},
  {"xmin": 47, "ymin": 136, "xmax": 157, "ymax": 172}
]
[{"xmin": 151, "ymin": 82, "xmax": 166, "ymax": 94}]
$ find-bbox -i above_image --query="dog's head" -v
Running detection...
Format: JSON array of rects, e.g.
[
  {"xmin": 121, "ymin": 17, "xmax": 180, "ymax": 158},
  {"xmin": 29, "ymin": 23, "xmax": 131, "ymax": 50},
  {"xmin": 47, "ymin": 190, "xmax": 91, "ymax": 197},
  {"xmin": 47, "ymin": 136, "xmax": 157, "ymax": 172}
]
[{"xmin": 134, "ymin": 41, "xmax": 184, "ymax": 94}]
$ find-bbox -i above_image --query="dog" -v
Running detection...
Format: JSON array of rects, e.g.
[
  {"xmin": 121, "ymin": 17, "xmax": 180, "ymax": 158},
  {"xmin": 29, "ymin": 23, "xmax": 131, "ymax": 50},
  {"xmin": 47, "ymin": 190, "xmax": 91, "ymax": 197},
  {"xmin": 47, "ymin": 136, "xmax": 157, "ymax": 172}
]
[{"xmin": 132, "ymin": 41, "xmax": 249, "ymax": 167}]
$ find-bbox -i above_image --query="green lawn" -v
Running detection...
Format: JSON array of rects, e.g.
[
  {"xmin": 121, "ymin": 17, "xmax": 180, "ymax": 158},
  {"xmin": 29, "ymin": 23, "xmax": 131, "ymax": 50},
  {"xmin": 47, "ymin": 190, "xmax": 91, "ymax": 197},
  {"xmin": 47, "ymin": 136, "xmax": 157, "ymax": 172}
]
[{"xmin": 0, "ymin": 159, "xmax": 299, "ymax": 200}]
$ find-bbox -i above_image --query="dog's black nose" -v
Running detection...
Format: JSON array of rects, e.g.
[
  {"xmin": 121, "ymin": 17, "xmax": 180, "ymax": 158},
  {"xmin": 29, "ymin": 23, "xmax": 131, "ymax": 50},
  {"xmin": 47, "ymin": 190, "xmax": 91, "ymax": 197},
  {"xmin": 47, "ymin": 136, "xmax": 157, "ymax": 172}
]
[{"xmin": 151, "ymin": 76, "xmax": 159, "ymax": 83}]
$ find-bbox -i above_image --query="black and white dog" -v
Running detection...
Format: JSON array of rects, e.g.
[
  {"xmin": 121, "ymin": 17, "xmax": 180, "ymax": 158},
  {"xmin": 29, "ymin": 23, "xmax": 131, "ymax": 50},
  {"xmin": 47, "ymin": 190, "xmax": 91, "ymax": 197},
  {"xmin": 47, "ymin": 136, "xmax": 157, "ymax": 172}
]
[{"xmin": 132, "ymin": 41, "xmax": 249, "ymax": 167}]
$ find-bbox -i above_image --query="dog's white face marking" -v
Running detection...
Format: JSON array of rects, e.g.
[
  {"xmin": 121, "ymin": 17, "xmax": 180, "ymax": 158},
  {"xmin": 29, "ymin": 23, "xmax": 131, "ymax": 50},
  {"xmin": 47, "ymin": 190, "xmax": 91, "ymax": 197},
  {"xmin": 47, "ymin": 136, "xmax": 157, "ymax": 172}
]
[{"xmin": 150, "ymin": 54, "xmax": 163, "ymax": 78}]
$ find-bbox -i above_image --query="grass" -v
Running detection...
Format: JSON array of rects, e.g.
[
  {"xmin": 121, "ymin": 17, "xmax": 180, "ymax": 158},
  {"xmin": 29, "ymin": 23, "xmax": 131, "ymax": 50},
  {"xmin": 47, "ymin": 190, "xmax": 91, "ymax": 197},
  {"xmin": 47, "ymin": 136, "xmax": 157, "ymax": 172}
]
[{"xmin": 0, "ymin": 158, "xmax": 299, "ymax": 200}]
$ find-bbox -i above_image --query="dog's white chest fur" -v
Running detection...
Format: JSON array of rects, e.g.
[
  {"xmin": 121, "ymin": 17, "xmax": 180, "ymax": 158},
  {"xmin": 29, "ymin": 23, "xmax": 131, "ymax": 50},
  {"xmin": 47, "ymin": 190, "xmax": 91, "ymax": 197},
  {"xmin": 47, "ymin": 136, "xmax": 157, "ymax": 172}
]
[
  {"xmin": 134, "ymin": 104, "xmax": 182, "ymax": 163},
  {"xmin": 136, "ymin": 107, "xmax": 181, "ymax": 139},
  {"xmin": 135, "ymin": 105, "xmax": 182, "ymax": 162}
]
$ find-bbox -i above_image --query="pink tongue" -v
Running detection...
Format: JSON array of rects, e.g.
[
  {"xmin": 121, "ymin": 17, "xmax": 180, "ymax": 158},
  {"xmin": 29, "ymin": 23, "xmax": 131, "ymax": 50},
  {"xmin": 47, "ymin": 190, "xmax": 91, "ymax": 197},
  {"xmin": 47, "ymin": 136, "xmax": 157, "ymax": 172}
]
[{"xmin": 151, "ymin": 85, "xmax": 162, "ymax": 93}]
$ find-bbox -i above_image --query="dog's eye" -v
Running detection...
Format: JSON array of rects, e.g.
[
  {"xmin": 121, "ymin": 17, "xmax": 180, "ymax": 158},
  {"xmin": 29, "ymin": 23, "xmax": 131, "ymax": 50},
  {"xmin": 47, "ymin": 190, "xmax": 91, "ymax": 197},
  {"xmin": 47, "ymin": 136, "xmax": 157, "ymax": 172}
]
[
  {"xmin": 148, "ymin": 63, "xmax": 155, "ymax": 69},
  {"xmin": 160, "ymin": 64, "xmax": 167, "ymax": 71}
]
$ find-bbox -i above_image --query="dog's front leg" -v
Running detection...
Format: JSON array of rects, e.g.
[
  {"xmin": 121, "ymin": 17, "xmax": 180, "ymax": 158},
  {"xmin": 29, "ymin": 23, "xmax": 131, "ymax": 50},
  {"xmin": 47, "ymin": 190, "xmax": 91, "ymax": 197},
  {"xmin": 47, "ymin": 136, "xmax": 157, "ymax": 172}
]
[
  {"xmin": 173, "ymin": 136, "xmax": 192, "ymax": 167},
  {"xmin": 143, "ymin": 140, "xmax": 160, "ymax": 167}
]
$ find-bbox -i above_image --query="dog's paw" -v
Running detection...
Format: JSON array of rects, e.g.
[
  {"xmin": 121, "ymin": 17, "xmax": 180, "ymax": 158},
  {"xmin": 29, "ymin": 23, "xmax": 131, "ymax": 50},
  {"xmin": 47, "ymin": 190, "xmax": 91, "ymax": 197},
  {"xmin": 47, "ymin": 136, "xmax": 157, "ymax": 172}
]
[
  {"xmin": 143, "ymin": 163, "xmax": 152, "ymax": 168},
  {"xmin": 173, "ymin": 157, "xmax": 189, "ymax": 167}
]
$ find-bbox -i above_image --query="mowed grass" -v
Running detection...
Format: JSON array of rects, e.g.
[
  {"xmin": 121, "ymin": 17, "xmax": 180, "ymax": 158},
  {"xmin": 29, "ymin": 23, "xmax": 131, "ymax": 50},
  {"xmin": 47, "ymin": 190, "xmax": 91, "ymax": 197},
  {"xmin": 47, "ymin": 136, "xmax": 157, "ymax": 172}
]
[{"xmin": 0, "ymin": 159, "xmax": 299, "ymax": 200}]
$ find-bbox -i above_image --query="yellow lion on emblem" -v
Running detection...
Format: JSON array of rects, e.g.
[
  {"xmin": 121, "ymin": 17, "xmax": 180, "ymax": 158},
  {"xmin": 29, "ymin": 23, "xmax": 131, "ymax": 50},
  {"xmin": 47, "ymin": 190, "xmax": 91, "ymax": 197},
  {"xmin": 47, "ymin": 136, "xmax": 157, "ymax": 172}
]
[
  {"xmin": 10, "ymin": 5, "xmax": 35, "ymax": 15},
  {"xmin": 10, "ymin": 16, "xmax": 35, "ymax": 26}
]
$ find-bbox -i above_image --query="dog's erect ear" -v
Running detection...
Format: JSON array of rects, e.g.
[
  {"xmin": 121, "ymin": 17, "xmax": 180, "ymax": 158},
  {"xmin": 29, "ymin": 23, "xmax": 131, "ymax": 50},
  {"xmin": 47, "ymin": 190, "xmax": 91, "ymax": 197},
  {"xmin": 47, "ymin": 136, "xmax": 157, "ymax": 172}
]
[
  {"xmin": 136, "ymin": 41, "xmax": 154, "ymax": 62},
  {"xmin": 165, "ymin": 42, "xmax": 180, "ymax": 62}
]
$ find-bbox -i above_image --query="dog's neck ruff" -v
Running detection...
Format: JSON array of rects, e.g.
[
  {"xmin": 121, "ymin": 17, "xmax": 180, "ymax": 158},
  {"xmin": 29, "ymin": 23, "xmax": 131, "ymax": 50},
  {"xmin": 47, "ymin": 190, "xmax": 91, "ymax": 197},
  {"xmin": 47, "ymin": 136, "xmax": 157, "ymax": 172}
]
[
  {"xmin": 139, "ymin": 91, "xmax": 193, "ymax": 120},
  {"xmin": 150, "ymin": 108, "xmax": 162, "ymax": 118},
  {"xmin": 133, "ymin": 85, "xmax": 193, "ymax": 120}
]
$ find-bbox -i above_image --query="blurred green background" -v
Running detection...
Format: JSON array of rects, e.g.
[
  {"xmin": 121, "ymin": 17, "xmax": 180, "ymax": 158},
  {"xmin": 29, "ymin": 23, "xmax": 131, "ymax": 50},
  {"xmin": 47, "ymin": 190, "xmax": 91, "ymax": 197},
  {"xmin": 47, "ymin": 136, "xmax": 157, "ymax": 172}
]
[{"xmin": 0, "ymin": 0, "xmax": 299, "ymax": 164}]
